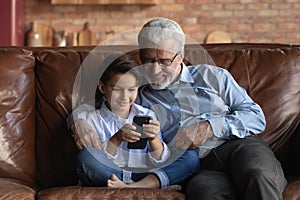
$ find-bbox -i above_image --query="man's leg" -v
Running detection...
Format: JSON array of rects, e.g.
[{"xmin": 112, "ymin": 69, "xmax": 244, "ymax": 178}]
[
  {"xmin": 185, "ymin": 169, "xmax": 236, "ymax": 200},
  {"xmin": 185, "ymin": 136, "xmax": 287, "ymax": 200},
  {"xmin": 227, "ymin": 137, "xmax": 287, "ymax": 200},
  {"xmin": 185, "ymin": 146, "xmax": 236, "ymax": 200}
]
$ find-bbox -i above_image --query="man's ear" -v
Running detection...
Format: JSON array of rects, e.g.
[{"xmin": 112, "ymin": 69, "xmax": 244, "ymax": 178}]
[
  {"xmin": 98, "ymin": 81, "xmax": 106, "ymax": 94},
  {"xmin": 179, "ymin": 51, "xmax": 185, "ymax": 60}
]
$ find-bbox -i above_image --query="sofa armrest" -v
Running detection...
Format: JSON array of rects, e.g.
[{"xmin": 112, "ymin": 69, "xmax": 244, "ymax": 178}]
[
  {"xmin": 37, "ymin": 185, "xmax": 184, "ymax": 200},
  {"xmin": 0, "ymin": 178, "xmax": 36, "ymax": 200}
]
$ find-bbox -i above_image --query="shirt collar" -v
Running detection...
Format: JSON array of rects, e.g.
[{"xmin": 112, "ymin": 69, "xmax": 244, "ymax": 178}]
[{"xmin": 172, "ymin": 63, "xmax": 194, "ymax": 85}]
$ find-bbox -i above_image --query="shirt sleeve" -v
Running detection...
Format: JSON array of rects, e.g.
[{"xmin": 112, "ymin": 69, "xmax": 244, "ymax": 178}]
[
  {"xmin": 148, "ymin": 141, "xmax": 170, "ymax": 165},
  {"xmin": 86, "ymin": 111, "xmax": 121, "ymax": 160},
  {"xmin": 66, "ymin": 103, "xmax": 95, "ymax": 129},
  {"xmin": 103, "ymin": 141, "xmax": 120, "ymax": 160},
  {"xmin": 207, "ymin": 69, "xmax": 266, "ymax": 139}
]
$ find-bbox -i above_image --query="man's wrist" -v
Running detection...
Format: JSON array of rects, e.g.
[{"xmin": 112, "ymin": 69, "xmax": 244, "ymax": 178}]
[{"xmin": 200, "ymin": 120, "xmax": 214, "ymax": 139}]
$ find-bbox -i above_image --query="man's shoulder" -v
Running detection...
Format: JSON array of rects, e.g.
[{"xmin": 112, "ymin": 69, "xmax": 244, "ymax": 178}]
[
  {"xmin": 132, "ymin": 103, "xmax": 156, "ymax": 118},
  {"xmin": 184, "ymin": 64, "xmax": 230, "ymax": 89},
  {"xmin": 133, "ymin": 103, "xmax": 153, "ymax": 113},
  {"xmin": 187, "ymin": 64, "xmax": 226, "ymax": 75}
]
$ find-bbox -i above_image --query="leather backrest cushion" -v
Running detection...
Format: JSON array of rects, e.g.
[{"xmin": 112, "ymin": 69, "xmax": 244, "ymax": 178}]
[
  {"xmin": 246, "ymin": 47, "xmax": 300, "ymax": 151},
  {"xmin": 0, "ymin": 48, "xmax": 36, "ymax": 186},
  {"xmin": 35, "ymin": 48, "xmax": 84, "ymax": 188}
]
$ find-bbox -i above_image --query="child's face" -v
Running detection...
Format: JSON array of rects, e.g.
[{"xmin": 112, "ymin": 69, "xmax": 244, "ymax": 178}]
[{"xmin": 99, "ymin": 72, "xmax": 138, "ymax": 116}]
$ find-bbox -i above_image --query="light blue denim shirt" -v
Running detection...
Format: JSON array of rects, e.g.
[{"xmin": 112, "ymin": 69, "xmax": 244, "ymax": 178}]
[
  {"xmin": 135, "ymin": 63, "xmax": 266, "ymax": 157},
  {"xmin": 86, "ymin": 102, "xmax": 170, "ymax": 168}
]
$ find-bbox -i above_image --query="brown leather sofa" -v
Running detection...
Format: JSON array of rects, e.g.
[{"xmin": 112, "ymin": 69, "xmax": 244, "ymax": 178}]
[{"xmin": 0, "ymin": 43, "xmax": 299, "ymax": 199}]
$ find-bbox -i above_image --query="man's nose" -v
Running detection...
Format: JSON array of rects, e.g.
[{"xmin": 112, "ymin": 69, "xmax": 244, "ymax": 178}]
[{"xmin": 152, "ymin": 62, "xmax": 162, "ymax": 74}]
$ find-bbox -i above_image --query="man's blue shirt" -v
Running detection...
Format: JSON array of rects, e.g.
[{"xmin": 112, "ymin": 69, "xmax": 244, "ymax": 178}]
[{"xmin": 136, "ymin": 64, "xmax": 266, "ymax": 157}]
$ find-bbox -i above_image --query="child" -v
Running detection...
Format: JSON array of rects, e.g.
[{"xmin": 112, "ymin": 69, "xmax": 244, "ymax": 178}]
[{"xmin": 76, "ymin": 53, "xmax": 200, "ymax": 189}]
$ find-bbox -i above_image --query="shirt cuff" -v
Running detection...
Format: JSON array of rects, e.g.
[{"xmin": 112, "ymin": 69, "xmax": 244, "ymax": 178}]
[
  {"xmin": 148, "ymin": 142, "xmax": 170, "ymax": 165},
  {"xmin": 207, "ymin": 117, "xmax": 225, "ymax": 138},
  {"xmin": 103, "ymin": 141, "xmax": 119, "ymax": 160}
]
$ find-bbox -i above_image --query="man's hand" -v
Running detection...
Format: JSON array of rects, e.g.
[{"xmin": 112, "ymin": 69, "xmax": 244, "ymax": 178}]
[
  {"xmin": 173, "ymin": 121, "xmax": 214, "ymax": 150},
  {"xmin": 71, "ymin": 119, "xmax": 103, "ymax": 150}
]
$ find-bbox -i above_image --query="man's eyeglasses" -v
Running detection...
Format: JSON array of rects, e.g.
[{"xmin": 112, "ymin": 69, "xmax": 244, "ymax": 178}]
[{"xmin": 141, "ymin": 53, "xmax": 178, "ymax": 67}]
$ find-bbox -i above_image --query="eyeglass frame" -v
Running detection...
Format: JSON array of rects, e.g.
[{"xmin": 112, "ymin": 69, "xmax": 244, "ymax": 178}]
[{"xmin": 140, "ymin": 53, "xmax": 179, "ymax": 67}]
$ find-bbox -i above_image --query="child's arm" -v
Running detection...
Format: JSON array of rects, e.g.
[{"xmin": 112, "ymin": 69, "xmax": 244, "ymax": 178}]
[
  {"xmin": 143, "ymin": 120, "xmax": 164, "ymax": 160},
  {"xmin": 106, "ymin": 132, "xmax": 122, "ymax": 156}
]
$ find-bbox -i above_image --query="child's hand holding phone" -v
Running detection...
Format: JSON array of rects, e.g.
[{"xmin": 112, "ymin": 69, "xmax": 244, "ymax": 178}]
[
  {"xmin": 141, "ymin": 119, "xmax": 160, "ymax": 140},
  {"xmin": 127, "ymin": 115, "xmax": 160, "ymax": 149},
  {"xmin": 117, "ymin": 123, "xmax": 141, "ymax": 143},
  {"xmin": 130, "ymin": 115, "xmax": 163, "ymax": 159}
]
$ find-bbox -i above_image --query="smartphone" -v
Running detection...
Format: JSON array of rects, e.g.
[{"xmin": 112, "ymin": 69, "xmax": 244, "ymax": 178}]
[{"xmin": 127, "ymin": 115, "xmax": 152, "ymax": 149}]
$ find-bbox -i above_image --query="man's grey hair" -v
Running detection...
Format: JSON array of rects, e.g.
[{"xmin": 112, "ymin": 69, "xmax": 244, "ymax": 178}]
[{"xmin": 138, "ymin": 17, "xmax": 185, "ymax": 53}]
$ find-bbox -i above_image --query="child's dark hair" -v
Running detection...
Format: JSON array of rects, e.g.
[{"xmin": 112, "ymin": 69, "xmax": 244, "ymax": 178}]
[
  {"xmin": 95, "ymin": 53, "xmax": 140, "ymax": 109},
  {"xmin": 100, "ymin": 53, "xmax": 140, "ymax": 84}
]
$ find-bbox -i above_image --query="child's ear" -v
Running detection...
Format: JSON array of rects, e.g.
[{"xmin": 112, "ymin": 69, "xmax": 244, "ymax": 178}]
[{"xmin": 98, "ymin": 81, "xmax": 106, "ymax": 94}]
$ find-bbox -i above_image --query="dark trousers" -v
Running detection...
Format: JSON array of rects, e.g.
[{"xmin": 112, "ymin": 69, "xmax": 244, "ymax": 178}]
[{"xmin": 185, "ymin": 136, "xmax": 287, "ymax": 200}]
